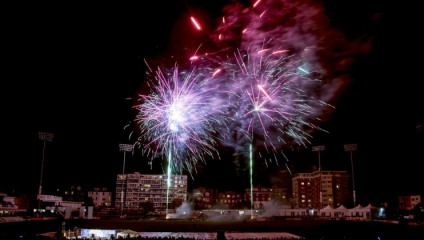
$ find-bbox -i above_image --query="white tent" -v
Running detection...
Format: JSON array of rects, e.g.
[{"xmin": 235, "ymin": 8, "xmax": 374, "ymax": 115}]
[
  {"xmin": 346, "ymin": 204, "xmax": 382, "ymax": 219},
  {"xmin": 334, "ymin": 205, "xmax": 349, "ymax": 218},
  {"xmin": 363, "ymin": 203, "xmax": 378, "ymax": 209},
  {"xmin": 319, "ymin": 205, "xmax": 335, "ymax": 217},
  {"xmin": 226, "ymin": 232, "xmax": 302, "ymax": 239},
  {"xmin": 363, "ymin": 204, "xmax": 383, "ymax": 218},
  {"xmin": 117, "ymin": 229, "xmax": 139, "ymax": 238}
]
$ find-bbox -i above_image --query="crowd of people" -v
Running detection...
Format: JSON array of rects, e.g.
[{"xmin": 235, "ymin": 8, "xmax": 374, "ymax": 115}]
[
  {"xmin": 105, "ymin": 237, "xmax": 305, "ymax": 240},
  {"xmin": 0, "ymin": 234, "xmax": 399, "ymax": 240}
]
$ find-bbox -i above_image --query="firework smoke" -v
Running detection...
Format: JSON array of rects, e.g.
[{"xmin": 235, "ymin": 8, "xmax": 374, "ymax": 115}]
[
  {"xmin": 206, "ymin": 0, "xmax": 371, "ymax": 169},
  {"xmin": 134, "ymin": 0, "xmax": 371, "ymax": 177}
]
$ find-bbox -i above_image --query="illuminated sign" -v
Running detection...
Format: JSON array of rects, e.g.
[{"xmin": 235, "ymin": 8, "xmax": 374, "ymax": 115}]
[{"xmin": 81, "ymin": 229, "xmax": 116, "ymax": 238}]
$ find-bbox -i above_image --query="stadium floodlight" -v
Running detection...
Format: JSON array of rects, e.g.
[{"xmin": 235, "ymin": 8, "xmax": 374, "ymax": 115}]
[
  {"xmin": 38, "ymin": 132, "xmax": 54, "ymax": 141},
  {"xmin": 119, "ymin": 144, "xmax": 132, "ymax": 218},
  {"xmin": 344, "ymin": 144, "xmax": 357, "ymax": 207},
  {"xmin": 312, "ymin": 145, "xmax": 325, "ymax": 152},
  {"xmin": 344, "ymin": 144, "xmax": 357, "ymax": 152},
  {"xmin": 312, "ymin": 145, "xmax": 325, "ymax": 209},
  {"xmin": 37, "ymin": 132, "xmax": 54, "ymax": 214}
]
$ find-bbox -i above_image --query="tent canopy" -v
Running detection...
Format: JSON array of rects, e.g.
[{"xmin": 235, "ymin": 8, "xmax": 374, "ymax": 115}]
[
  {"xmin": 321, "ymin": 205, "xmax": 335, "ymax": 211},
  {"xmin": 363, "ymin": 204, "xmax": 378, "ymax": 209},
  {"xmin": 352, "ymin": 204, "xmax": 364, "ymax": 209},
  {"xmin": 117, "ymin": 230, "xmax": 139, "ymax": 237},
  {"xmin": 336, "ymin": 205, "xmax": 348, "ymax": 210}
]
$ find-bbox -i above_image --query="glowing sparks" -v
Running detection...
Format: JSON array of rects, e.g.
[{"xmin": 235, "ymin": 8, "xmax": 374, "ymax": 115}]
[
  {"xmin": 257, "ymin": 49, "xmax": 270, "ymax": 54},
  {"xmin": 135, "ymin": 0, "xmax": 332, "ymax": 177},
  {"xmin": 299, "ymin": 67, "xmax": 309, "ymax": 73},
  {"xmin": 216, "ymin": 39, "xmax": 324, "ymax": 155},
  {"xmin": 257, "ymin": 85, "xmax": 272, "ymax": 101},
  {"xmin": 135, "ymin": 66, "xmax": 223, "ymax": 174},
  {"xmin": 272, "ymin": 50, "xmax": 289, "ymax": 54},
  {"xmin": 191, "ymin": 17, "xmax": 201, "ymax": 30},
  {"xmin": 212, "ymin": 69, "xmax": 221, "ymax": 76},
  {"xmin": 253, "ymin": 0, "xmax": 261, "ymax": 8}
]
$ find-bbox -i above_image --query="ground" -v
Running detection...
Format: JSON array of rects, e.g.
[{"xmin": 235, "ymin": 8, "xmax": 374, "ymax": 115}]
[{"xmin": 0, "ymin": 219, "xmax": 423, "ymax": 240}]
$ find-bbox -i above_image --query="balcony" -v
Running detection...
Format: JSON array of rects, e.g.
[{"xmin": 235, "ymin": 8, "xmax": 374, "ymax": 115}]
[{"xmin": 0, "ymin": 204, "xmax": 18, "ymax": 210}]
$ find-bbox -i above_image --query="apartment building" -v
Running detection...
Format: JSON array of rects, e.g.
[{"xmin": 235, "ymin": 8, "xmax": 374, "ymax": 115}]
[
  {"xmin": 87, "ymin": 187, "xmax": 112, "ymax": 207},
  {"xmin": 115, "ymin": 172, "xmax": 187, "ymax": 209},
  {"xmin": 399, "ymin": 195, "xmax": 421, "ymax": 210},
  {"xmin": 292, "ymin": 171, "xmax": 349, "ymax": 209},
  {"xmin": 63, "ymin": 185, "xmax": 85, "ymax": 202},
  {"xmin": 244, "ymin": 185, "xmax": 289, "ymax": 209},
  {"xmin": 218, "ymin": 191, "xmax": 244, "ymax": 208}
]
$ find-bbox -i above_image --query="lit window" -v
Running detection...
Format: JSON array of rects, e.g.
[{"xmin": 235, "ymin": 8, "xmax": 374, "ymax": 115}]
[
  {"xmin": 302, "ymin": 195, "xmax": 305, "ymax": 198},
  {"xmin": 301, "ymin": 182, "xmax": 305, "ymax": 185},
  {"xmin": 302, "ymin": 200, "xmax": 305, "ymax": 202}
]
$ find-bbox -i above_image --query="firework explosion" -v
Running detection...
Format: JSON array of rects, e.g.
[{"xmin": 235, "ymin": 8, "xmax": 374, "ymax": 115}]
[
  {"xmin": 223, "ymin": 46, "xmax": 327, "ymax": 157},
  {"xmin": 200, "ymin": 0, "xmax": 370, "ymax": 167},
  {"xmin": 134, "ymin": 65, "xmax": 225, "ymax": 175},
  {"xmin": 135, "ymin": 0, "xmax": 370, "ymax": 175}
]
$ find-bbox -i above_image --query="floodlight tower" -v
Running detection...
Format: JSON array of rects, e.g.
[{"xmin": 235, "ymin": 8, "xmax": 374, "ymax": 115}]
[
  {"xmin": 344, "ymin": 144, "xmax": 357, "ymax": 207},
  {"xmin": 119, "ymin": 144, "xmax": 132, "ymax": 218},
  {"xmin": 38, "ymin": 132, "xmax": 54, "ymax": 213},
  {"xmin": 312, "ymin": 145, "xmax": 325, "ymax": 209}
]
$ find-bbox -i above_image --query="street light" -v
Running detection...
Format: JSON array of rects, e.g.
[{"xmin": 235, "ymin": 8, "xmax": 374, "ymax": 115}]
[
  {"xmin": 38, "ymin": 132, "xmax": 54, "ymax": 214},
  {"xmin": 344, "ymin": 144, "xmax": 357, "ymax": 207},
  {"xmin": 312, "ymin": 145, "xmax": 325, "ymax": 209},
  {"xmin": 119, "ymin": 144, "xmax": 132, "ymax": 218}
]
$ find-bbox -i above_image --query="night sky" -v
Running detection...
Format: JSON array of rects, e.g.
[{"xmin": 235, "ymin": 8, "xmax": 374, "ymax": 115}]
[{"xmin": 2, "ymin": 0, "xmax": 423, "ymax": 204}]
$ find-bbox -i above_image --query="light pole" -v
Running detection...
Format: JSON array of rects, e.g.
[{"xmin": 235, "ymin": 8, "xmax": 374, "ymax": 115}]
[
  {"xmin": 38, "ymin": 132, "xmax": 54, "ymax": 214},
  {"xmin": 119, "ymin": 144, "xmax": 132, "ymax": 218},
  {"xmin": 344, "ymin": 144, "xmax": 357, "ymax": 207},
  {"xmin": 312, "ymin": 145, "xmax": 325, "ymax": 209}
]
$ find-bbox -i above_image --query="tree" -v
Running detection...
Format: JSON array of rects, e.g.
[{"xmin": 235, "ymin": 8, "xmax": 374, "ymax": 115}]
[{"xmin": 138, "ymin": 201, "xmax": 154, "ymax": 216}]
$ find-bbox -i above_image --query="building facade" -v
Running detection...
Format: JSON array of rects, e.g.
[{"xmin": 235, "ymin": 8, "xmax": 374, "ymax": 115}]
[
  {"xmin": 63, "ymin": 185, "xmax": 85, "ymax": 202},
  {"xmin": 87, "ymin": 187, "xmax": 112, "ymax": 207},
  {"xmin": 244, "ymin": 185, "xmax": 289, "ymax": 209},
  {"xmin": 202, "ymin": 189, "xmax": 215, "ymax": 208},
  {"xmin": 271, "ymin": 186, "xmax": 289, "ymax": 203},
  {"xmin": 218, "ymin": 191, "xmax": 244, "ymax": 208},
  {"xmin": 399, "ymin": 195, "xmax": 422, "ymax": 210},
  {"xmin": 115, "ymin": 172, "xmax": 188, "ymax": 209},
  {"xmin": 292, "ymin": 171, "xmax": 349, "ymax": 209},
  {"xmin": 14, "ymin": 194, "xmax": 37, "ymax": 211},
  {"xmin": 0, "ymin": 193, "xmax": 20, "ymax": 216}
]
